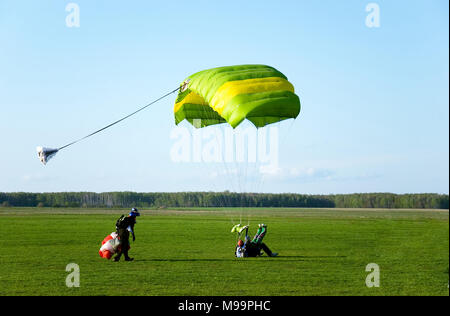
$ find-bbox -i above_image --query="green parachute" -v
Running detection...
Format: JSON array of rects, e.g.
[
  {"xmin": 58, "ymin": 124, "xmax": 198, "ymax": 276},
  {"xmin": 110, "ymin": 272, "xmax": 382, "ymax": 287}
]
[{"xmin": 174, "ymin": 65, "xmax": 301, "ymax": 128}]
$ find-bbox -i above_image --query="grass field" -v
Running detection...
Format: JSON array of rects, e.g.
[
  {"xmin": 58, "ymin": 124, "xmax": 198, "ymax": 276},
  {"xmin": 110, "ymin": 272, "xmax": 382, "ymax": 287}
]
[{"xmin": 0, "ymin": 208, "xmax": 448, "ymax": 296}]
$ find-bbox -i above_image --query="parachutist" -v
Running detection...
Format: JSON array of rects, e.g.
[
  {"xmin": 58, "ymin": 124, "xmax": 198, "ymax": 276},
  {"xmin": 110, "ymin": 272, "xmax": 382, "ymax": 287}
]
[
  {"xmin": 234, "ymin": 224, "xmax": 278, "ymax": 258},
  {"xmin": 113, "ymin": 208, "xmax": 140, "ymax": 262}
]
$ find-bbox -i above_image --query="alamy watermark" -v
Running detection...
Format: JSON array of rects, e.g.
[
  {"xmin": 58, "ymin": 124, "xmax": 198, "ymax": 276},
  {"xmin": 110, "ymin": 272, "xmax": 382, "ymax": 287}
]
[
  {"xmin": 170, "ymin": 120, "xmax": 279, "ymax": 170},
  {"xmin": 366, "ymin": 3, "xmax": 380, "ymax": 28},
  {"xmin": 65, "ymin": 263, "xmax": 80, "ymax": 288},
  {"xmin": 365, "ymin": 263, "xmax": 380, "ymax": 288},
  {"xmin": 65, "ymin": 3, "xmax": 80, "ymax": 28}
]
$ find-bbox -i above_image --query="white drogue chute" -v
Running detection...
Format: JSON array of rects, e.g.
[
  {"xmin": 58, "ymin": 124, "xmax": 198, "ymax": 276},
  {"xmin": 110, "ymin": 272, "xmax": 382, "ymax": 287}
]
[{"xmin": 37, "ymin": 147, "xmax": 59, "ymax": 165}]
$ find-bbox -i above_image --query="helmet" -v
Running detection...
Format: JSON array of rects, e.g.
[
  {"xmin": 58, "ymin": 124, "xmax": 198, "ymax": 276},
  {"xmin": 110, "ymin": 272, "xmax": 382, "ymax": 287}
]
[
  {"xmin": 129, "ymin": 208, "xmax": 140, "ymax": 217},
  {"xmin": 237, "ymin": 240, "xmax": 244, "ymax": 247}
]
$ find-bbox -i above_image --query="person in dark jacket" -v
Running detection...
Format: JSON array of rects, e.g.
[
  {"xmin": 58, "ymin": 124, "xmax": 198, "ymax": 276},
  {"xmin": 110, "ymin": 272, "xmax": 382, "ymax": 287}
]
[
  {"xmin": 113, "ymin": 208, "xmax": 140, "ymax": 262},
  {"xmin": 234, "ymin": 224, "xmax": 278, "ymax": 258}
]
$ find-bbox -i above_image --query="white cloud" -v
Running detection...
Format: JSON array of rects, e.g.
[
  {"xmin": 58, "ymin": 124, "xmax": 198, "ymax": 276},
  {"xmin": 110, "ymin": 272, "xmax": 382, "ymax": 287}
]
[
  {"xmin": 22, "ymin": 173, "xmax": 57, "ymax": 183},
  {"xmin": 259, "ymin": 166, "xmax": 334, "ymax": 181}
]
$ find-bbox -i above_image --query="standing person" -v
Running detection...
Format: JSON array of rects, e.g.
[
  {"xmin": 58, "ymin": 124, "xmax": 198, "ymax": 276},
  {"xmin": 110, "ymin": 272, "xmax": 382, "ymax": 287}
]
[{"xmin": 113, "ymin": 208, "xmax": 140, "ymax": 262}]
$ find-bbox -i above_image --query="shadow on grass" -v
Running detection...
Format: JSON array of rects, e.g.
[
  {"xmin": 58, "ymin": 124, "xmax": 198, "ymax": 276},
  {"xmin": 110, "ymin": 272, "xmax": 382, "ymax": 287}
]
[
  {"xmin": 137, "ymin": 258, "xmax": 234, "ymax": 263},
  {"xmin": 136, "ymin": 255, "xmax": 347, "ymax": 263},
  {"xmin": 276, "ymin": 255, "xmax": 347, "ymax": 259}
]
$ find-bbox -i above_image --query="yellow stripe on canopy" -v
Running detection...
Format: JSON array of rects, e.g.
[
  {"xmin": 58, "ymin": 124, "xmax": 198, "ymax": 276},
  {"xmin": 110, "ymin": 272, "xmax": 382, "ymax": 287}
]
[
  {"xmin": 174, "ymin": 91, "xmax": 208, "ymax": 113},
  {"xmin": 210, "ymin": 77, "xmax": 295, "ymax": 115}
]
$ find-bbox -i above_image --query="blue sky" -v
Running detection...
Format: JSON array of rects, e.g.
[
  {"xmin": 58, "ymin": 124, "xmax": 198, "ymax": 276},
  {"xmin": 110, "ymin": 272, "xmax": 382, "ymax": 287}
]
[{"xmin": 0, "ymin": 0, "xmax": 448, "ymax": 194}]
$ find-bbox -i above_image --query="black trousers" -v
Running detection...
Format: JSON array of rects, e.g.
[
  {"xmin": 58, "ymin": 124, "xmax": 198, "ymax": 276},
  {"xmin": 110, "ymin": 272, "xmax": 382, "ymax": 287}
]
[
  {"xmin": 260, "ymin": 243, "xmax": 273, "ymax": 256},
  {"xmin": 115, "ymin": 228, "xmax": 130, "ymax": 259},
  {"xmin": 246, "ymin": 242, "xmax": 273, "ymax": 257}
]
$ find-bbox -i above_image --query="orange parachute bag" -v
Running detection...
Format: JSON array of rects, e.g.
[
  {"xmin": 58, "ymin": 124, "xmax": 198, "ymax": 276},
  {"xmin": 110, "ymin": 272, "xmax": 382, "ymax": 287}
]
[{"xmin": 98, "ymin": 232, "xmax": 130, "ymax": 260}]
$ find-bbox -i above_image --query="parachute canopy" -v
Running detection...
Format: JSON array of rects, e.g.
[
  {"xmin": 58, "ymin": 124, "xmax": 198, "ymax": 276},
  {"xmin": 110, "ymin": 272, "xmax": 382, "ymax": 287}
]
[
  {"xmin": 174, "ymin": 65, "xmax": 301, "ymax": 128},
  {"xmin": 37, "ymin": 147, "xmax": 59, "ymax": 165}
]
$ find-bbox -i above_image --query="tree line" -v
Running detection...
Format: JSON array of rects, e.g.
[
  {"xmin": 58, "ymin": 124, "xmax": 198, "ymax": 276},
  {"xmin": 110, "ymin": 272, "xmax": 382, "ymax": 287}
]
[{"xmin": 0, "ymin": 192, "xmax": 448, "ymax": 209}]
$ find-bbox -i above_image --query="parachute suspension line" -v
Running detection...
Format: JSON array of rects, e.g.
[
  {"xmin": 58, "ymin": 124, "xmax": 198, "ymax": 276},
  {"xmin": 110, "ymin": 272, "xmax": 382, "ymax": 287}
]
[
  {"xmin": 182, "ymin": 117, "xmax": 227, "ymax": 210},
  {"xmin": 252, "ymin": 127, "xmax": 263, "ymax": 195},
  {"xmin": 253, "ymin": 125, "xmax": 268, "ymax": 196},
  {"xmin": 198, "ymin": 102, "xmax": 233, "ymax": 211},
  {"xmin": 194, "ymin": 103, "xmax": 228, "ymax": 209},
  {"xmin": 255, "ymin": 119, "xmax": 296, "ymax": 194},
  {"xmin": 212, "ymin": 121, "xmax": 238, "ymax": 209},
  {"xmin": 58, "ymin": 87, "xmax": 181, "ymax": 151},
  {"xmin": 212, "ymin": 126, "xmax": 231, "ymax": 209}
]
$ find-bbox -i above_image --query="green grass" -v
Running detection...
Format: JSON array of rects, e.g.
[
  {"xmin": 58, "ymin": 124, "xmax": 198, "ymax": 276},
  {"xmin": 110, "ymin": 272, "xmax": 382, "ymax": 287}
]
[{"xmin": 0, "ymin": 208, "xmax": 448, "ymax": 296}]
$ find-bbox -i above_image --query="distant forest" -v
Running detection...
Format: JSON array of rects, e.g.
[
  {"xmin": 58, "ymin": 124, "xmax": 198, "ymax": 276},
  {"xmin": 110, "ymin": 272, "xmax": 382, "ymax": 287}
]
[{"xmin": 0, "ymin": 192, "xmax": 448, "ymax": 209}]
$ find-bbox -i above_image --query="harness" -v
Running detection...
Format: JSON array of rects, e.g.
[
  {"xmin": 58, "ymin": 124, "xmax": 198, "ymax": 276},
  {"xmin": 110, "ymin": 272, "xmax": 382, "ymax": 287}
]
[{"xmin": 116, "ymin": 215, "xmax": 128, "ymax": 230}]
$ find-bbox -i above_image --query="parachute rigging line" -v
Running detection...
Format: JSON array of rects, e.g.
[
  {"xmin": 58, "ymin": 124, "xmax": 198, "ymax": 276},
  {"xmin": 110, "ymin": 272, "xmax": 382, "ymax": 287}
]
[{"xmin": 37, "ymin": 87, "xmax": 181, "ymax": 165}]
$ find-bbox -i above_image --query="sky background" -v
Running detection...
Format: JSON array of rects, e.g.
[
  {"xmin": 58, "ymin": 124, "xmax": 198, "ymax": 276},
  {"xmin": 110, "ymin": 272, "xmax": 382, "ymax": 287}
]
[{"xmin": 0, "ymin": 0, "xmax": 448, "ymax": 194}]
